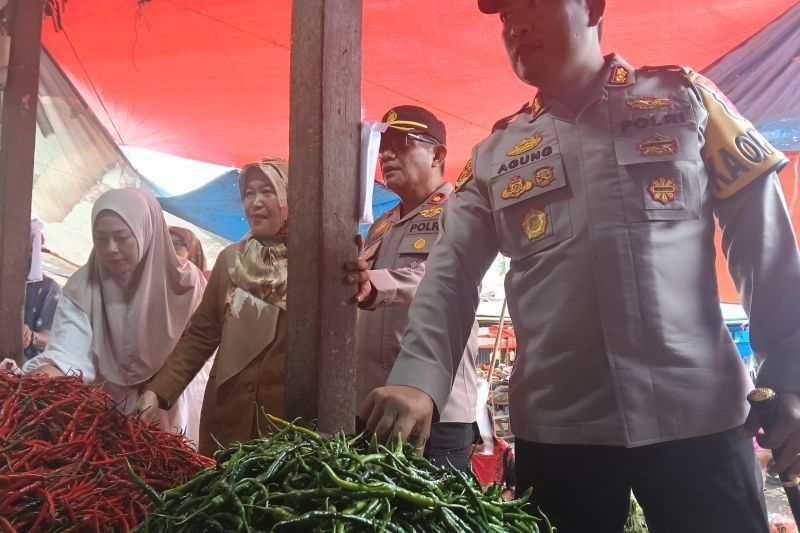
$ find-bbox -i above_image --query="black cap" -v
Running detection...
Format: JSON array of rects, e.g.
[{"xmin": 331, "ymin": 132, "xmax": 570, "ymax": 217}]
[
  {"xmin": 382, "ymin": 105, "xmax": 446, "ymax": 145},
  {"xmin": 477, "ymin": 0, "xmax": 500, "ymax": 14}
]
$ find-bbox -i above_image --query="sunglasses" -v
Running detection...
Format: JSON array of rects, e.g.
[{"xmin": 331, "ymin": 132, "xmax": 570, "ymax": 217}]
[{"xmin": 379, "ymin": 130, "xmax": 439, "ymax": 153}]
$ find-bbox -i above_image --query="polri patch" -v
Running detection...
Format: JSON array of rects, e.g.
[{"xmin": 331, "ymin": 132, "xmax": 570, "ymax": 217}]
[
  {"xmin": 637, "ymin": 134, "xmax": 679, "ymax": 156},
  {"xmin": 500, "ymin": 176, "xmax": 533, "ymax": 200},
  {"xmin": 648, "ymin": 177, "xmax": 679, "ymax": 205},
  {"xmin": 626, "ymin": 96, "xmax": 671, "ymax": 110},
  {"xmin": 507, "ymin": 135, "xmax": 543, "ymax": 157},
  {"xmin": 533, "ymin": 166, "xmax": 555, "ymax": 187},
  {"xmin": 522, "ymin": 208, "xmax": 548, "ymax": 241}
]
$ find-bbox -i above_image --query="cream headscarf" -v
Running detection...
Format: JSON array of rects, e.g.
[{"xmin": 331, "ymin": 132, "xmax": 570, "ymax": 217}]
[
  {"xmin": 228, "ymin": 158, "xmax": 289, "ymax": 308},
  {"xmin": 64, "ymin": 188, "xmax": 206, "ymax": 386},
  {"xmin": 215, "ymin": 160, "xmax": 289, "ymax": 386}
]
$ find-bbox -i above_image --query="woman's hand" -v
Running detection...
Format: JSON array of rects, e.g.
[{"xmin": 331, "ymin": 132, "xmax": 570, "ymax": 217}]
[
  {"xmin": 32, "ymin": 364, "xmax": 65, "ymax": 377},
  {"xmin": 135, "ymin": 390, "xmax": 161, "ymax": 423}
]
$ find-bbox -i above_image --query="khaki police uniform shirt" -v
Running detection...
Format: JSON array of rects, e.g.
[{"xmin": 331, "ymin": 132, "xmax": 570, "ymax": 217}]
[
  {"xmin": 356, "ymin": 183, "xmax": 478, "ymax": 424},
  {"xmin": 387, "ymin": 54, "xmax": 800, "ymax": 447}
]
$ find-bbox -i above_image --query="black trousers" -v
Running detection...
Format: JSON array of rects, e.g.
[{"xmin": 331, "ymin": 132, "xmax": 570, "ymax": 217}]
[
  {"xmin": 515, "ymin": 427, "xmax": 768, "ymax": 533},
  {"xmin": 424, "ymin": 422, "xmax": 479, "ymax": 471}
]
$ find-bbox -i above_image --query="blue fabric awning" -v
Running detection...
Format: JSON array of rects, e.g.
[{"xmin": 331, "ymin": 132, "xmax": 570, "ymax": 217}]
[{"xmin": 153, "ymin": 171, "xmax": 399, "ymax": 242}]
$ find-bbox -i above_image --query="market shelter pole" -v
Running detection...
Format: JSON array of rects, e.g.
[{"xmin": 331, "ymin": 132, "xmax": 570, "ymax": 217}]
[
  {"xmin": 0, "ymin": 0, "xmax": 45, "ymax": 365},
  {"xmin": 285, "ymin": 0, "xmax": 361, "ymax": 433}
]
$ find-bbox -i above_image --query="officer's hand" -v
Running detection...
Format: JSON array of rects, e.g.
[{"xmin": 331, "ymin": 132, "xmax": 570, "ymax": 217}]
[
  {"xmin": 745, "ymin": 391, "xmax": 800, "ymax": 481},
  {"xmin": 343, "ymin": 258, "xmax": 373, "ymax": 304},
  {"xmin": 135, "ymin": 390, "xmax": 161, "ymax": 424},
  {"xmin": 22, "ymin": 324, "xmax": 32, "ymax": 348},
  {"xmin": 359, "ymin": 385, "xmax": 434, "ymax": 450}
]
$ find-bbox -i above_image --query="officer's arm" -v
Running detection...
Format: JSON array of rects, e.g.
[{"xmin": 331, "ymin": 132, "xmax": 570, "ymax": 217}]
[
  {"xmin": 715, "ymin": 173, "xmax": 800, "ymax": 392},
  {"xmin": 385, "ymin": 164, "xmax": 498, "ymax": 417}
]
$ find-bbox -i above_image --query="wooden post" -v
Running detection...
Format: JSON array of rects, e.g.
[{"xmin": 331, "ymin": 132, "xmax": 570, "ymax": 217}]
[
  {"xmin": 285, "ymin": 0, "xmax": 361, "ymax": 434},
  {"xmin": 0, "ymin": 0, "xmax": 45, "ymax": 365}
]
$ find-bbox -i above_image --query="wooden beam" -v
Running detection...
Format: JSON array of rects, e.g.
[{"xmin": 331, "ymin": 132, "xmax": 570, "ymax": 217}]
[
  {"xmin": 0, "ymin": 0, "xmax": 45, "ymax": 365},
  {"xmin": 285, "ymin": 0, "xmax": 361, "ymax": 433}
]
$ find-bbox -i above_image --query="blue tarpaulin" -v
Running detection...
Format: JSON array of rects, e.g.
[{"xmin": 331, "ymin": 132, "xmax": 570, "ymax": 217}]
[{"xmin": 153, "ymin": 171, "xmax": 400, "ymax": 242}]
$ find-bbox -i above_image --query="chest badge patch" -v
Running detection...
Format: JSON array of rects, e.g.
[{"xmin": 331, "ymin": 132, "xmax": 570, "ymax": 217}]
[
  {"xmin": 637, "ymin": 134, "xmax": 679, "ymax": 156},
  {"xmin": 521, "ymin": 208, "xmax": 548, "ymax": 241},
  {"xmin": 412, "ymin": 238, "xmax": 427, "ymax": 250},
  {"xmin": 507, "ymin": 135, "xmax": 543, "ymax": 157},
  {"xmin": 609, "ymin": 66, "xmax": 630, "ymax": 86},
  {"xmin": 501, "ymin": 176, "xmax": 534, "ymax": 200},
  {"xmin": 648, "ymin": 177, "xmax": 679, "ymax": 205},
  {"xmin": 533, "ymin": 166, "xmax": 555, "ymax": 187},
  {"xmin": 420, "ymin": 206, "xmax": 443, "ymax": 218},
  {"xmin": 626, "ymin": 96, "xmax": 671, "ymax": 110},
  {"xmin": 428, "ymin": 192, "xmax": 446, "ymax": 205}
]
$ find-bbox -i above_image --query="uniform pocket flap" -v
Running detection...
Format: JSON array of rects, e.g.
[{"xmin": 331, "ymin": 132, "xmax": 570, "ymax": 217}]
[
  {"xmin": 397, "ymin": 233, "xmax": 435, "ymax": 255},
  {"xmin": 490, "ymin": 158, "xmax": 567, "ymax": 209},
  {"xmin": 614, "ymin": 125, "xmax": 701, "ymax": 165}
]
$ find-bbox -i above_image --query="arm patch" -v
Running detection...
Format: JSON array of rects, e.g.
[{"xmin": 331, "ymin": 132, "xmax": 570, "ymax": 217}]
[
  {"xmin": 454, "ymin": 158, "xmax": 473, "ymax": 193},
  {"xmin": 683, "ymin": 70, "xmax": 788, "ymax": 199}
]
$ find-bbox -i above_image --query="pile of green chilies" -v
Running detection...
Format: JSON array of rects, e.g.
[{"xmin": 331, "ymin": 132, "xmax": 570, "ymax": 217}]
[
  {"xmin": 137, "ymin": 414, "xmax": 551, "ymax": 532},
  {"xmin": 0, "ymin": 371, "xmax": 214, "ymax": 532}
]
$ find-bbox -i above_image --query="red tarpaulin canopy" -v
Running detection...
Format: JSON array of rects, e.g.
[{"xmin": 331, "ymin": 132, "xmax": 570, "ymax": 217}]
[{"xmin": 41, "ymin": 0, "xmax": 800, "ymax": 302}]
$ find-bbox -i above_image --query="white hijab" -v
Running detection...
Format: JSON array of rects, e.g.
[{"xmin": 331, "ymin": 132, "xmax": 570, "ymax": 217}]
[{"xmin": 64, "ymin": 188, "xmax": 206, "ymax": 386}]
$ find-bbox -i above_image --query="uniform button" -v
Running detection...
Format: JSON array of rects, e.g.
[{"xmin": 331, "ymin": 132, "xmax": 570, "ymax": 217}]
[
  {"xmin": 381, "ymin": 299, "xmax": 389, "ymax": 305},
  {"xmin": 246, "ymin": 383, "xmax": 255, "ymax": 393}
]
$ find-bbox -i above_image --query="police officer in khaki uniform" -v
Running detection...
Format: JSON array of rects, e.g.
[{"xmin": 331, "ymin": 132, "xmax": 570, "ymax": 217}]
[
  {"xmin": 360, "ymin": 1, "xmax": 800, "ymax": 532},
  {"xmin": 345, "ymin": 106, "xmax": 479, "ymax": 469}
]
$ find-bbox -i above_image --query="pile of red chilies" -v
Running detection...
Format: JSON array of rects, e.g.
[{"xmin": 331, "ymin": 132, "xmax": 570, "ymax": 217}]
[{"xmin": 0, "ymin": 371, "xmax": 214, "ymax": 532}]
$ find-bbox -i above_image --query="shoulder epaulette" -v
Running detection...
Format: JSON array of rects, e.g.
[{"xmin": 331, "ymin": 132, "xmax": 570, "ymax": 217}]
[{"xmin": 491, "ymin": 102, "xmax": 532, "ymax": 133}]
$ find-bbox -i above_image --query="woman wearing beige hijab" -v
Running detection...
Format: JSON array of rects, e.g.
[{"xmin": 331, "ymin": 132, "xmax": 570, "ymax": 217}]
[
  {"xmin": 24, "ymin": 188, "xmax": 210, "ymax": 445},
  {"xmin": 137, "ymin": 159, "xmax": 288, "ymax": 455}
]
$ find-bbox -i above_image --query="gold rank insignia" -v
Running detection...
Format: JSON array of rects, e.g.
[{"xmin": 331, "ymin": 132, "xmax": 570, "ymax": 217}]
[
  {"xmin": 648, "ymin": 177, "xmax": 679, "ymax": 205},
  {"xmin": 522, "ymin": 208, "xmax": 548, "ymax": 241},
  {"xmin": 637, "ymin": 134, "xmax": 679, "ymax": 156},
  {"xmin": 420, "ymin": 206, "xmax": 443, "ymax": 218},
  {"xmin": 428, "ymin": 192, "xmax": 446, "ymax": 205},
  {"xmin": 413, "ymin": 238, "xmax": 426, "ymax": 250},
  {"xmin": 531, "ymin": 95, "xmax": 543, "ymax": 115},
  {"xmin": 386, "ymin": 109, "xmax": 398, "ymax": 123},
  {"xmin": 455, "ymin": 159, "xmax": 473, "ymax": 192},
  {"xmin": 533, "ymin": 166, "xmax": 555, "ymax": 187},
  {"xmin": 507, "ymin": 135, "xmax": 544, "ymax": 157},
  {"xmin": 501, "ymin": 176, "xmax": 534, "ymax": 200},
  {"xmin": 626, "ymin": 96, "xmax": 671, "ymax": 110},
  {"xmin": 609, "ymin": 65, "xmax": 630, "ymax": 85}
]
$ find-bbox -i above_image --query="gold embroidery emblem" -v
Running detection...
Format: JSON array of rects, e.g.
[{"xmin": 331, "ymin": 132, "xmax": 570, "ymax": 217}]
[
  {"xmin": 500, "ymin": 176, "xmax": 534, "ymax": 200},
  {"xmin": 521, "ymin": 208, "xmax": 548, "ymax": 241},
  {"xmin": 420, "ymin": 206, "xmax": 443, "ymax": 218},
  {"xmin": 609, "ymin": 66, "xmax": 630, "ymax": 85},
  {"xmin": 533, "ymin": 166, "xmax": 555, "ymax": 187},
  {"xmin": 531, "ymin": 95, "xmax": 543, "ymax": 115},
  {"xmin": 626, "ymin": 96, "xmax": 672, "ymax": 110},
  {"xmin": 637, "ymin": 134, "xmax": 679, "ymax": 156},
  {"xmin": 428, "ymin": 192, "xmax": 446, "ymax": 205},
  {"xmin": 455, "ymin": 159, "xmax": 473, "ymax": 192},
  {"xmin": 413, "ymin": 238, "xmax": 427, "ymax": 250},
  {"xmin": 507, "ymin": 135, "xmax": 544, "ymax": 157},
  {"xmin": 386, "ymin": 109, "xmax": 398, "ymax": 123},
  {"xmin": 648, "ymin": 177, "xmax": 679, "ymax": 205}
]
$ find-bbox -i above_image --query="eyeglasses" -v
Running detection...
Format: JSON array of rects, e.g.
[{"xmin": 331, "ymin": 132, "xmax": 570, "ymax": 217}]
[{"xmin": 379, "ymin": 130, "xmax": 439, "ymax": 154}]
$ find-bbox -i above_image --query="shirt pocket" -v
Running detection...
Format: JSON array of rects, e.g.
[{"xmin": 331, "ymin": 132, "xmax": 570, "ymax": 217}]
[
  {"xmin": 396, "ymin": 233, "xmax": 433, "ymax": 267},
  {"xmin": 614, "ymin": 124, "xmax": 702, "ymax": 223},
  {"xmin": 489, "ymin": 156, "xmax": 573, "ymax": 260}
]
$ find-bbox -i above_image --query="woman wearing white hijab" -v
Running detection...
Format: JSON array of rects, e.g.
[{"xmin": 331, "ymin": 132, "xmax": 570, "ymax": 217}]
[{"xmin": 24, "ymin": 188, "xmax": 210, "ymax": 445}]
